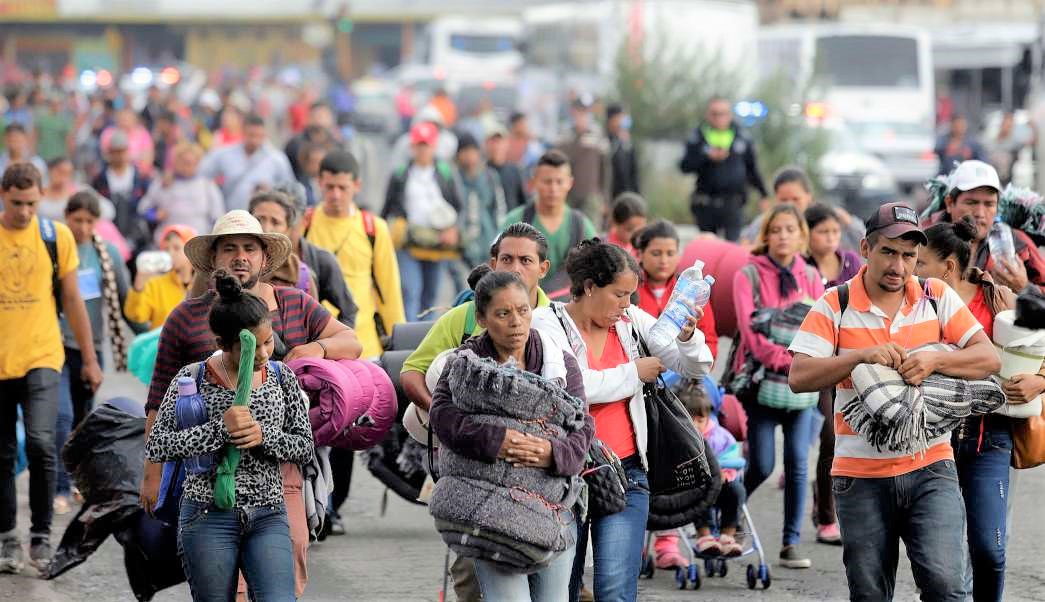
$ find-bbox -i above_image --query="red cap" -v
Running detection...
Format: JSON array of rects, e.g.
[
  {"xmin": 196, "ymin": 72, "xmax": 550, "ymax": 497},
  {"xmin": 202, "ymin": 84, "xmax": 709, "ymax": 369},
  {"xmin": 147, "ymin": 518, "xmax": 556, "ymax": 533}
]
[{"xmin": 410, "ymin": 122, "xmax": 439, "ymax": 146}]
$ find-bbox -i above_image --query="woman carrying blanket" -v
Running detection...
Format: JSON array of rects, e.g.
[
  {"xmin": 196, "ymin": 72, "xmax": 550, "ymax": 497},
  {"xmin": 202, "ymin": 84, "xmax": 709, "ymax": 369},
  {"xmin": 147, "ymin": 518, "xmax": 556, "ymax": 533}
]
[
  {"xmin": 532, "ymin": 239, "xmax": 714, "ymax": 602},
  {"xmin": 916, "ymin": 217, "xmax": 1040, "ymax": 602},
  {"xmin": 429, "ymin": 271, "xmax": 595, "ymax": 602}
]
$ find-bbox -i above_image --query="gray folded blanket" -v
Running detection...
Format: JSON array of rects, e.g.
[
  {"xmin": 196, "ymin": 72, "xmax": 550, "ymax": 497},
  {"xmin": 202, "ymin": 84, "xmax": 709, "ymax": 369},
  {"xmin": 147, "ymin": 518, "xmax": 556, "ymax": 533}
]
[
  {"xmin": 430, "ymin": 350, "xmax": 586, "ymax": 573},
  {"xmin": 846, "ymin": 343, "xmax": 1006, "ymax": 454}
]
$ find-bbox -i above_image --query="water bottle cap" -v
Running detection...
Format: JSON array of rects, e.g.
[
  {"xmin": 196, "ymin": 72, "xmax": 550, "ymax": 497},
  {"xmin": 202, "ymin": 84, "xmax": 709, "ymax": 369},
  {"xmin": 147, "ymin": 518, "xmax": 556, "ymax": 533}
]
[
  {"xmin": 994, "ymin": 216, "xmax": 1003, "ymax": 224},
  {"xmin": 177, "ymin": 376, "xmax": 197, "ymax": 396},
  {"xmin": 704, "ymin": 275, "xmax": 715, "ymax": 285}
]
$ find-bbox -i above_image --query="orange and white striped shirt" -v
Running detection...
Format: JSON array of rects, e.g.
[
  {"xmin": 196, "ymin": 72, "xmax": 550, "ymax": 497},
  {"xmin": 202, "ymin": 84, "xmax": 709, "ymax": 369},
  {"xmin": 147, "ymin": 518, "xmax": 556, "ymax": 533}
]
[{"xmin": 788, "ymin": 267, "xmax": 982, "ymax": 478}]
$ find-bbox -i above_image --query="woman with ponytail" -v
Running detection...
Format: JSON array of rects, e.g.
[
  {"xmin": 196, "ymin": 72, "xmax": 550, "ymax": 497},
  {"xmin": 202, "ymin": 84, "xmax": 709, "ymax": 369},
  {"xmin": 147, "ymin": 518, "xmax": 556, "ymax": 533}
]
[
  {"xmin": 146, "ymin": 269, "xmax": 314, "ymax": 601},
  {"xmin": 916, "ymin": 216, "xmax": 1027, "ymax": 601}
]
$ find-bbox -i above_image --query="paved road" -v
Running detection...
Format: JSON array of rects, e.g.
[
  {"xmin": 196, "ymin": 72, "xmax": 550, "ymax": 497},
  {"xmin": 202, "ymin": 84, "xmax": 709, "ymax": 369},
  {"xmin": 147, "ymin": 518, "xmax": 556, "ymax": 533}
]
[{"xmin": 5, "ymin": 364, "xmax": 1045, "ymax": 601}]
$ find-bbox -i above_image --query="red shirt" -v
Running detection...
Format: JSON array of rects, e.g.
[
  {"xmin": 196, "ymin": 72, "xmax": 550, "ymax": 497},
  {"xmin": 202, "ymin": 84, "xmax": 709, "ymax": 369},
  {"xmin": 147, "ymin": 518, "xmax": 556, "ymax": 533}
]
[
  {"xmin": 635, "ymin": 273, "xmax": 719, "ymax": 359},
  {"xmin": 967, "ymin": 286, "xmax": 994, "ymax": 339},
  {"xmin": 585, "ymin": 326, "xmax": 638, "ymax": 459}
]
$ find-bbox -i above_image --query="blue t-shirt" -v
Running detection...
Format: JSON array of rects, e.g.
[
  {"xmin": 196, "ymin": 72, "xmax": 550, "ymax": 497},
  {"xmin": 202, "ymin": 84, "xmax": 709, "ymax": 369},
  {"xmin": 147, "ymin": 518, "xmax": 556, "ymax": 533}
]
[{"xmin": 60, "ymin": 241, "xmax": 129, "ymax": 350}]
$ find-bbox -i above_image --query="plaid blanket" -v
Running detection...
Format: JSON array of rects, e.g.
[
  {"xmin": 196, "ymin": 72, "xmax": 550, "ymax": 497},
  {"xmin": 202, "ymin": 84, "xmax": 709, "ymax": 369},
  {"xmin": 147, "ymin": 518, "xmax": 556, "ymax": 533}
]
[{"xmin": 846, "ymin": 343, "xmax": 1006, "ymax": 455}]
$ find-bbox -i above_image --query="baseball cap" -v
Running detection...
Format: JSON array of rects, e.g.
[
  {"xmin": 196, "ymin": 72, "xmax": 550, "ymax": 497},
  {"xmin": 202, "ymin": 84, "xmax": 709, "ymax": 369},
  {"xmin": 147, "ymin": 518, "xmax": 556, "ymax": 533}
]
[
  {"xmin": 951, "ymin": 160, "xmax": 1001, "ymax": 193},
  {"xmin": 485, "ymin": 122, "xmax": 508, "ymax": 140},
  {"xmin": 410, "ymin": 122, "xmax": 439, "ymax": 146},
  {"xmin": 864, "ymin": 202, "xmax": 928, "ymax": 245}
]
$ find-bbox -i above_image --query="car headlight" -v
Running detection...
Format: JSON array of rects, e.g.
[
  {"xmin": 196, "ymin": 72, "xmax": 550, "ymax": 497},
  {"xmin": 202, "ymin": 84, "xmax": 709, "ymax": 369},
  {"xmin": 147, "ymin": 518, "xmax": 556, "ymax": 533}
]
[{"xmin": 861, "ymin": 171, "xmax": 895, "ymax": 191}]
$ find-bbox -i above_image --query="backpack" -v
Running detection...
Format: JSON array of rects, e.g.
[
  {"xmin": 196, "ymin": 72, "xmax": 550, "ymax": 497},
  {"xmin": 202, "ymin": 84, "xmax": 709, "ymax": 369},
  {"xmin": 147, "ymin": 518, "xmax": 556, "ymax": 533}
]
[
  {"xmin": 833, "ymin": 277, "xmax": 938, "ymax": 352},
  {"xmin": 39, "ymin": 217, "xmax": 62, "ymax": 314}
]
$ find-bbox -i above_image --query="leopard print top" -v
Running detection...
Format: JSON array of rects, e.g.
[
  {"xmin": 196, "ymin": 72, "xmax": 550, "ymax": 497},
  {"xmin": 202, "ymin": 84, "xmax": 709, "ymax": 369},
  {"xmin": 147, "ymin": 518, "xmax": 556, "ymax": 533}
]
[{"xmin": 146, "ymin": 361, "xmax": 315, "ymax": 508}]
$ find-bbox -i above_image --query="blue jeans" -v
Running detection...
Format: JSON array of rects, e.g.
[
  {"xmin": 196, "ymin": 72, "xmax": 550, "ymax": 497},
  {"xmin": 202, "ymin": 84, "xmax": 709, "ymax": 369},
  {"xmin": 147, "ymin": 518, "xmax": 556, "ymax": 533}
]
[
  {"xmin": 743, "ymin": 402, "xmax": 813, "ymax": 546},
  {"xmin": 55, "ymin": 348, "xmax": 101, "ymax": 495},
  {"xmin": 177, "ymin": 499, "xmax": 295, "ymax": 602},
  {"xmin": 397, "ymin": 250, "xmax": 447, "ymax": 321},
  {"xmin": 834, "ymin": 460, "xmax": 967, "ymax": 602},
  {"xmin": 953, "ymin": 417, "xmax": 1012, "ymax": 602},
  {"xmin": 569, "ymin": 457, "xmax": 649, "ymax": 602},
  {"xmin": 474, "ymin": 522, "xmax": 577, "ymax": 602}
]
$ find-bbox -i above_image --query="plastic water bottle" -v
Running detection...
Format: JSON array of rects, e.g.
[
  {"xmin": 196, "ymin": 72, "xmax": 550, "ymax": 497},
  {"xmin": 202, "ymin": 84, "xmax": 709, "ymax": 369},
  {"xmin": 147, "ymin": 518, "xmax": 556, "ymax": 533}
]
[
  {"xmin": 175, "ymin": 376, "xmax": 213, "ymax": 474},
  {"xmin": 987, "ymin": 217, "xmax": 1017, "ymax": 266},
  {"xmin": 647, "ymin": 267, "xmax": 715, "ymax": 348}
]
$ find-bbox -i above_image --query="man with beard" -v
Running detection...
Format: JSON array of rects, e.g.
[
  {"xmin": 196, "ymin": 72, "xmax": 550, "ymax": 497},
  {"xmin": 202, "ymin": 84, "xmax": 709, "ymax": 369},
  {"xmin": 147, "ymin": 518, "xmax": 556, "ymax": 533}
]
[
  {"xmin": 139, "ymin": 210, "xmax": 361, "ymax": 513},
  {"xmin": 789, "ymin": 202, "xmax": 999, "ymax": 601}
]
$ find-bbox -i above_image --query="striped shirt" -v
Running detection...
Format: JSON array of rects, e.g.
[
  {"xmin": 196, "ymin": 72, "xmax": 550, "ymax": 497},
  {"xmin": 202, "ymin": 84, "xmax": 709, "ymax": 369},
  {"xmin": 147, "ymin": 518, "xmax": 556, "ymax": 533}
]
[
  {"xmin": 146, "ymin": 286, "xmax": 331, "ymax": 412},
  {"xmin": 788, "ymin": 267, "xmax": 982, "ymax": 478}
]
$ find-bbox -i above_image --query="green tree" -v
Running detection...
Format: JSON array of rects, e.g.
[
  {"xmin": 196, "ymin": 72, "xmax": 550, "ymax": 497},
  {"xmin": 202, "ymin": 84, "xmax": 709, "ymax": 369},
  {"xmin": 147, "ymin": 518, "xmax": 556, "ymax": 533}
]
[{"xmin": 613, "ymin": 29, "xmax": 828, "ymax": 223}]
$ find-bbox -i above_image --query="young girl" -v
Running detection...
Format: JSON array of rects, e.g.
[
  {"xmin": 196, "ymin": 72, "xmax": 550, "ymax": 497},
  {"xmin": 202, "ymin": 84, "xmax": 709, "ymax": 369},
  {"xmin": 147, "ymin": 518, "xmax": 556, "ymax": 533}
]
[
  {"xmin": 802, "ymin": 204, "xmax": 862, "ymax": 545},
  {"xmin": 124, "ymin": 225, "xmax": 195, "ymax": 330},
  {"xmin": 632, "ymin": 219, "xmax": 719, "ymax": 360},
  {"xmin": 679, "ymin": 381, "xmax": 746, "ymax": 557},
  {"xmin": 605, "ymin": 192, "xmax": 647, "ymax": 257},
  {"xmin": 146, "ymin": 270, "xmax": 314, "ymax": 601},
  {"xmin": 54, "ymin": 191, "xmax": 133, "ymax": 514},
  {"xmin": 733, "ymin": 203, "xmax": 824, "ymax": 570}
]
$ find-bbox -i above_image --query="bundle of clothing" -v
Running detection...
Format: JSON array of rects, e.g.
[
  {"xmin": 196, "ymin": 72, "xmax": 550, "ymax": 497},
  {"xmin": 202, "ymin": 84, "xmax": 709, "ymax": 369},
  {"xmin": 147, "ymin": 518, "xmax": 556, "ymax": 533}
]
[
  {"xmin": 846, "ymin": 343, "xmax": 1006, "ymax": 455},
  {"xmin": 429, "ymin": 350, "xmax": 587, "ymax": 573}
]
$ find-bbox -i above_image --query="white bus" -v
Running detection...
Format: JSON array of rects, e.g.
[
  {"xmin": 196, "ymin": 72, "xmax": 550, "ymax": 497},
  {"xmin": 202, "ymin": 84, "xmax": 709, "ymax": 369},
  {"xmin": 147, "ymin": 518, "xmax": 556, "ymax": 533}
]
[
  {"xmin": 415, "ymin": 16, "xmax": 524, "ymax": 83},
  {"xmin": 759, "ymin": 24, "xmax": 938, "ymax": 189}
]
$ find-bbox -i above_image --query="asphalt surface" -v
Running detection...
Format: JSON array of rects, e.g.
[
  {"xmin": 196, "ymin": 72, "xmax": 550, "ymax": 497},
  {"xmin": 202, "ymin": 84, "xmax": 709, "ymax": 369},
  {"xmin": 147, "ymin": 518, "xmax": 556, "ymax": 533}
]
[{"xmin": 4, "ymin": 358, "xmax": 1045, "ymax": 602}]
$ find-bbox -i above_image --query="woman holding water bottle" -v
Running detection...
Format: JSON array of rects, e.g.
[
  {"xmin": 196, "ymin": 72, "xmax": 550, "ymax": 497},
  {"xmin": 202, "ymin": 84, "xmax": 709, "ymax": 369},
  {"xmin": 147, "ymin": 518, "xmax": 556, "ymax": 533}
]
[
  {"xmin": 532, "ymin": 239, "xmax": 714, "ymax": 602},
  {"xmin": 732, "ymin": 203, "xmax": 824, "ymax": 569}
]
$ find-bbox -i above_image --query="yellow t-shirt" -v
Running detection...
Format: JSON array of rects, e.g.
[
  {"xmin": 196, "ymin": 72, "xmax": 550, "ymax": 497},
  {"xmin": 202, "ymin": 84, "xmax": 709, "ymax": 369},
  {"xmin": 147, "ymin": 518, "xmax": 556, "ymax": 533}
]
[
  {"xmin": 124, "ymin": 270, "xmax": 188, "ymax": 330},
  {"xmin": 0, "ymin": 216, "xmax": 79, "ymax": 379},
  {"xmin": 307, "ymin": 209, "xmax": 405, "ymax": 358}
]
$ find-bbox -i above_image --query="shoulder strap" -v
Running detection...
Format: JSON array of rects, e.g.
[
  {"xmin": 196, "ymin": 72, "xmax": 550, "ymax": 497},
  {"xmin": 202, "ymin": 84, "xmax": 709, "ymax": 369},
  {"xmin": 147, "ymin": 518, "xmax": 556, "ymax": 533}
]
[
  {"xmin": 38, "ymin": 217, "xmax": 62, "ymax": 313},
  {"xmin": 740, "ymin": 264, "xmax": 761, "ymax": 309},
  {"xmin": 360, "ymin": 210, "xmax": 384, "ymax": 304},
  {"xmin": 568, "ymin": 209, "xmax": 586, "ymax": 249},
  {"xmin": 191, "ymin": 361, "xmax": 206, "ymax": 389},
  {"xmin": 522, "ymin": 202, "xmax": 536, "ymax": 225},
  {"xmin": 916, "ymin": 277, "xmax": 939, "ymax": 314},
  {"xmin": 269, "ymin": 360, "xmax": 283, "ymax": 385},
  {"xmin": 462, "ymin": 303, "xmax": 477, "ymax": 345}
]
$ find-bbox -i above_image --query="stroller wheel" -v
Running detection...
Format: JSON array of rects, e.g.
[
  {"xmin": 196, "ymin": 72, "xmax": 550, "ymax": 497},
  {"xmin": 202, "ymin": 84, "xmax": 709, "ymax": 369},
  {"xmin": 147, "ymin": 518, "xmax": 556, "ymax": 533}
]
[
  {"xmin": 689, "ymin": 564, "xmax": 701, "ymax": 590},
  {"xmin": 746, "ymin": 564, "xmax": 757, "ymax": 589},
  {"xmin": 718, "ymin": 558, "xmax": 728, "ymax": 577},
  {"xmin": 759, "ymin": 564, "xmax": 772, "ymax": 589},
  {"xmin": 704, "ymin": 557, "xmax": 715, "ymax": 578},
  {"xmin": 640, "ymin": 553, "xmax": 655, "ymax": 579}
]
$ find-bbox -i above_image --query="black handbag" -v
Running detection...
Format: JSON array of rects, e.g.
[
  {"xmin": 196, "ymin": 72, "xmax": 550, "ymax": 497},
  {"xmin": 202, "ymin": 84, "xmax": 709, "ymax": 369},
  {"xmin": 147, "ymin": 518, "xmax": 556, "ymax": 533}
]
[
  {"xmin": 582, "ymin": 438, "xmax": 628, "ymax": 518},
  {"xmin": 634, "ymin": 329, "xmax": 714, "ymax": 497}
]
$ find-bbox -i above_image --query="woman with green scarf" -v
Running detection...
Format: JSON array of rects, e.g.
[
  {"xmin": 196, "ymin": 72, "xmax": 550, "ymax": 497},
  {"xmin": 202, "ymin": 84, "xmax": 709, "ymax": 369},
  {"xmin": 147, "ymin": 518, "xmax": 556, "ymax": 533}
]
[{"xmin": 146, "ymin": 269, "xmax": 314, "ymax": 601}]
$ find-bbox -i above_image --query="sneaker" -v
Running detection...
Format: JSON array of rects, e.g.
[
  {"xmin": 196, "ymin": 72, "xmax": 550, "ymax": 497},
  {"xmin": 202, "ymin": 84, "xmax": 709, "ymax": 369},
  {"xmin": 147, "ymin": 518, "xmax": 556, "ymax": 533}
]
[
  {"xmin": 779, "ymin": 545, "xmax": 811, "ymax": 569},
  {"xmin": 718, "ymin": 534, "xmax": 743, "ymax": 557},
  {"xmin": 695, "ymin": 535, "xmax": 721, "ymax": 556},
  {"xmin": 53, "ymin": 495, "xmax": 71, "ymax": 516},
  {"xmin": 0, "ymin": 536, "xmax": 23, "ymax": 574},
  {"xmin": 817, "ymin": 522, "xmax": 842, "ymax": 545},
  {"xmin": 328, "ymin": 514, "xmax": 346, "ymax": 536},
  {"xmin": 29, "ymin": 535, "xmax": 51, "ymax": 572}
]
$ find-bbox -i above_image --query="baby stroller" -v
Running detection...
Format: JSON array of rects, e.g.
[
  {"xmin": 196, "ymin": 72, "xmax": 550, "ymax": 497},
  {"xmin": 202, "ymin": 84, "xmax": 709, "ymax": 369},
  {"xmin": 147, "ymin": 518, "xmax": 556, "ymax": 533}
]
[{"xmin": 638, "ymin": 377, "xmax": 771, "ymax": 590}]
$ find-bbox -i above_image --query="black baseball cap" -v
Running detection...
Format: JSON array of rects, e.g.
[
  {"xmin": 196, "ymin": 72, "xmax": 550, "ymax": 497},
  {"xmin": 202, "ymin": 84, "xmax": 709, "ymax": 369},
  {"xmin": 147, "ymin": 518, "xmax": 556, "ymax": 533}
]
[{"xmin": 864, "ymin": 202, "xmax": 928, "ymax": 245}]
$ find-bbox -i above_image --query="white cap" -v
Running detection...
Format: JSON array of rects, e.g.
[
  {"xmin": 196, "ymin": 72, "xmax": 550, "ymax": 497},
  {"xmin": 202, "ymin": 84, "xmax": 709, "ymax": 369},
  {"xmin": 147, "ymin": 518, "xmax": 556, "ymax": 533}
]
[{"xmin": 951, "ymin": 160, "xmax": 1001, "ymax": 193}]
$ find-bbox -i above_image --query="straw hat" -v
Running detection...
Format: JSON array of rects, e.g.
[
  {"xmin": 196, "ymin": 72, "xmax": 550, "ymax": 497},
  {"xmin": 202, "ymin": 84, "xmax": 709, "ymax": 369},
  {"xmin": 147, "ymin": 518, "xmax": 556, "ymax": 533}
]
[{"xmin": 183, "ymin": 210, "xmax": 292, "ymax": 279}]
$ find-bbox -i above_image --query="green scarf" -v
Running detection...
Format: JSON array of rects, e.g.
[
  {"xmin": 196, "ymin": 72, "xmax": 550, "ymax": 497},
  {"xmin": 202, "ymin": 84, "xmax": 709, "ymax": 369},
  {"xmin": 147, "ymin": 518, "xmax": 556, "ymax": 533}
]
[
  {"xmin": 701, "ymin": 125, "xmax": 735, "ymax": 150},
  {"xmin": 213, "ymin": 329, "xmax": 256, "ymax": 509}
]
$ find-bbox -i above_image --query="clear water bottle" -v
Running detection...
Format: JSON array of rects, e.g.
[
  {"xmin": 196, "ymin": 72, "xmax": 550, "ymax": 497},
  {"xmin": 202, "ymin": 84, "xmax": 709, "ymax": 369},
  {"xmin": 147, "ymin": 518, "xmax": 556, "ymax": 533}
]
[
  {"xmin": 647, "ymin": 267, "xmax": 715, "ymax": 348},
  {"xmin": 987, "ymin": 217, "xmax": 1017, "ymax": 266},
  {"xmin": 136, "ymin": 250, "xmax": 172, "ymax": 275},
  {"xmin": 175, "ymin": 376, "xmax": 213, "ymax": 474}
]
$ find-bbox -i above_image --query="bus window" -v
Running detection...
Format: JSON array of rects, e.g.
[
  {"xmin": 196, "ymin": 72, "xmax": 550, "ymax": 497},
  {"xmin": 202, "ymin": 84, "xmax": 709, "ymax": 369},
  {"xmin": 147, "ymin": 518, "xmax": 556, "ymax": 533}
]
[{"xmin": 814, "ymin": 36, "xmax": 919, "ymax": 88}]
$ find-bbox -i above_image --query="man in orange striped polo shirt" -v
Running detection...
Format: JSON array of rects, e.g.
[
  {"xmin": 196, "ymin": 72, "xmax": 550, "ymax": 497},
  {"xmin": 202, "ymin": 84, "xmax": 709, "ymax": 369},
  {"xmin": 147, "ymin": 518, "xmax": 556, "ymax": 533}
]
[{"xmin": 788, "ymin": 202, "xmax": 999, "ymax": 601}]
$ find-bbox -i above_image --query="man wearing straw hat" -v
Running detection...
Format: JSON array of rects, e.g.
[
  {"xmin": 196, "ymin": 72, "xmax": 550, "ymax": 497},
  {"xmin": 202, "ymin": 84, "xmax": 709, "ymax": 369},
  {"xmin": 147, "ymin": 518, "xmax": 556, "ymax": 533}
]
[{"xmin": 139, "ymin": 210, "xmax": 361, "ymax": 597}]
